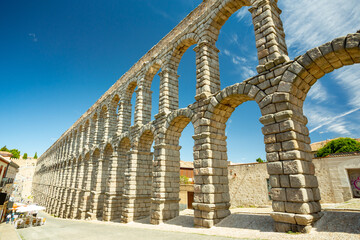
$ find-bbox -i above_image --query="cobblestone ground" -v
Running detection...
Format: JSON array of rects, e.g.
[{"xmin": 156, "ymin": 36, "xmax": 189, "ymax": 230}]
[{"xmin": 14, "ymin": 205, "xmax": 360, "ymax": 240}]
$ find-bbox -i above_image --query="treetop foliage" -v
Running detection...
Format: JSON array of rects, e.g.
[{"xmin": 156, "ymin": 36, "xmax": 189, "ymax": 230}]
[
  {"xmin": 34, "ymin": 152, "xmax": 38, "ymax": 159},
  {"xmin": 0, "ymin": 146, "xmax": 9, "ymax": 152},
  {"xmin": 316, "ymin": 137, "xmax": 360, "ymax": 157},
  {"xmin": 256, "ymin": 157, "xmax": 266, "ymax": 163},
  {"xmin": 23, "ymin": 153, "xmax": 28, "ymax": 159}
]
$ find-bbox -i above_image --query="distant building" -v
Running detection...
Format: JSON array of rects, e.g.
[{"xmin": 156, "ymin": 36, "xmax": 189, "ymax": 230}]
[
  {"xmin": 0, "ymin": 151, "xmax": 19, "ymax": 222},
  {"xmin": 11, "ymin": 156, "xmax": 37, "ymax": 203},
  {"xmin": 179, "ymin": 161, "xmax": 194, "ymax": 210}
]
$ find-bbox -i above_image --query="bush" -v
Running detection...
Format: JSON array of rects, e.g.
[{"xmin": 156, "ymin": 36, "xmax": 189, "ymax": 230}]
[
  {"xmin": 180, "ymin": 175, "xmax": 190, "ymax": 184},
  {"xmin": 317, "ymin": 137, "xmax": 360, "ymax": 157}
]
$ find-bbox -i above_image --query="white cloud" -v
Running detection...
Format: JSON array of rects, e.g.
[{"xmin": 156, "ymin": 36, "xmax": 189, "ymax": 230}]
[
  {"xmin": 28, "ymin": 33, "xmax": 38, "ymax": 42},
  {"xmin": 230, "ymin": 33, "xmax": 239, "ymax": 45},
  {"xmin": 223, "ymin": 49, "xmax": 231, "ymax": 56},
  {"xmin": 307, "ymin": 81, "xmax": 328, "ymax": 103},
  {"xmin": 332, "ymin": 66, "xmax": 360, "ymax": 108},
  {"xmin": 280, "ymin": 0, "xmax": 360, "ymax": 56},
  {"xmin": 305, "ymin": 104, "xmax": 360, "ymax": 134},
  {"xmin": 236, "ymin": 7, "xmax": 248, "ymax": 22}
]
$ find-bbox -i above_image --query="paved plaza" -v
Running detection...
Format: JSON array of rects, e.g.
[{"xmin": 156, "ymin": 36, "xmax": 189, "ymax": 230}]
[{"xmin": 0, "ymin": 204, "xmax": 358, "ymax": 240}]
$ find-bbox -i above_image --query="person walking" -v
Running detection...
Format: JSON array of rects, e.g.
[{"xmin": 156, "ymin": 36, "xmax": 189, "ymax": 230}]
[{"xmin": 6, "ymin": 213, "xmax": 11, "ymax": 224}]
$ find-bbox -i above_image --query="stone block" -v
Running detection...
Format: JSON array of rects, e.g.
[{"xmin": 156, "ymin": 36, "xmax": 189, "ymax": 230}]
[
  {"xmin": 267, "ymin": 162, "xmax": 283, "ymax": 174},
  {"xmin": 286, "ymin": 188, "xmax": 314, "ymax": 202},
  {"xmin": 271, "ymin": 188, "xmax": 286, "ymax": 201},
  {"xmin": 272, "ymin": 201, "xmax": 285, "ymax": 212},
  {"xmin": 270, "ymin": 212, "xmax": 296, "ymax": 224}
]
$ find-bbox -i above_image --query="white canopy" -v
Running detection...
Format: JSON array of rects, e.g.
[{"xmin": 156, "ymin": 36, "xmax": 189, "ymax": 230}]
[{"xmin": 16, "ymin": 205, "xmax": 46, "ymax": 212}]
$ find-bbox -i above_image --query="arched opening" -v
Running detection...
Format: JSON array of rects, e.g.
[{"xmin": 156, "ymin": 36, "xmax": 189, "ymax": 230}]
[
  {"xmin": 116, "ymin": 137, "xmax": 131, "ymax": 220},
  {"xmin": 293, "ymin": 41, "xmax": 360, "ymax": 204},
  {"xmin": 102, "ymin": 143, "xmax": 113, "ymax": 221},
  {"xmin": 78, "ymin": 152, "xmax": 90, "ymax": 219},
  {"xmin": 191, "ymin": 83, "xmax": 268, "ymax": 228},
  {"xmin": 89, "ymin": 148, "xmax": 100, "ymax": 220},
  {"xmin": 124, "ymin": 128, "xmax": 154, "ymax": 222},
  {"xmin": 141, "ymin": 62, "xmax": 161, "ymax": 122},
  {"xmin": 216, "ymin": 5, "xmax": 257, "ymax": 89},
  {"xmin": 119, "ymin": 81, "xmax": 137, "ymax": 130},
  {"xmin": 109, "ymin": 94, "xmax": 120, "ymax": 136},
  {"xmin": 176, "ymin": 40, "xmax": 197, "ymax": 108},
  {"xmin": 151, "ymin": 110, "xmax": 195, "ymax": 224},
  {"xmin": 98, "ymin": 105, "xmax": 109, "ymax": 143}
]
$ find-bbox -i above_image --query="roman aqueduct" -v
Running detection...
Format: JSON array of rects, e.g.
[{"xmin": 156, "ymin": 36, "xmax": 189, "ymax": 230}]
[{"xmin": 32, "ymin": 0, "xmax": 360, "ymax": 232}]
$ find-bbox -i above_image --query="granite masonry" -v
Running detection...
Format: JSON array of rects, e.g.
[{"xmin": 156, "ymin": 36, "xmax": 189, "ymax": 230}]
[{"xmin": 32, "ymin": 0, "xmax": 360, "ymax": 233}]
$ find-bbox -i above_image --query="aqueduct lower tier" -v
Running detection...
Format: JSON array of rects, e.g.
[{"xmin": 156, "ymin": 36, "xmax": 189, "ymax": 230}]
[{"xmin": 32, "ymin": 0, "xmax": 360, "ymax": 233}]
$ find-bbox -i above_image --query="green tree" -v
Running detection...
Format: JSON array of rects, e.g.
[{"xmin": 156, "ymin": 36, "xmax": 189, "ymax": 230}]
[
  {"xmin": 0, "ymin": 146, "xmax": 9, "ymax": 152},
  {"xmin": 34, "ymin": 152, "xmax": 38, "ymax": 159},
  {"xmin": 180, "ymin": 175, "xmax": 190, "ymax": 184},
  {"xmin": 10, "ymin": 149, "xmax": 20, "ymax": 159},
  {"xmin": 256, "ymin": 157, "xmax": 265, "ymax": 163},
  {"xmin": 317, "ymin": 138, "xmax": 360, "ymax": 157},
  {"xmin": 23, "ymin": 153, "xmax": 28, "ymax": 159}
]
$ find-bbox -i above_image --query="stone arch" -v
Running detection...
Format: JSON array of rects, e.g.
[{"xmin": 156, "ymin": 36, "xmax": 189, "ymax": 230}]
[
  {"xmin": 169, "ymin": 33, "xmax": 199, "ymax": 72},
  {"xmin": 121, "ymin": 124, "xmax": 154, "ymax": 223},
  {"xmin": 134, "ymin": 60, "xmax": 163, "ymax": 125},
  {"xmin": 282, "ymin": 34, "xmax": 360, "ymax": 105},
  {"xmin": 150, "ymin": 108, "xmax": 196, "ymax": 224},
  {"xmin": 88, "ymin": 148, "xmax": 101, "ymax": 219},
  {"xmin": 115, "ymin": 136, "xmax": 131, "ymax": 220},
  {"xmin": 109, "ymin": 94, "xmax": 120, "ymax": 136},
  {"xmin": 101, "ymin": 143, "xmax": 113, "ymax": 220},
  {"xmin": 98, "ymin": 105, "xmax": 109, "ymax": 144},
  {"xmin": 137, "ymin": 124, "xmax": 155, "ymax": 151},
  {"xmin": 118, "ymin": 80, "xmax": 137, "ymax": 132},
  {"xmin": 78, "ymin": 151, "xmax": 91, "ymax": 219},
  {"xmin": 203, "ymin": 0, "xmax": 251, "ymax": 42},
  {"xmin": 189, "ymin": 82, "xmax": 265, "ymax": 227}
]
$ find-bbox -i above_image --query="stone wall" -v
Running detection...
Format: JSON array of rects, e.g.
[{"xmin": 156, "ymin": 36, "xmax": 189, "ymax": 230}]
[
  {"xmin": 228, "ymin": 163, "xmax": 271, "ymax": 207},
  {"xmin": 227, "ymin": 156, "xmax": 360, "ymax": 206},
  {"xmin": 313, "ymin": 155, "xmax": 360, "ymax": 203},
  {"xmin": 32, "ymin": 0, "xmax": 360, "ymax": 233}
]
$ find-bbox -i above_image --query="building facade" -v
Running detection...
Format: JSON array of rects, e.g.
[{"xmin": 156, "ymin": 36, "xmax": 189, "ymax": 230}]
[
  {"xmin": 11, "ymin": 157, "xmax": 37, "ymax": 203},
  {"xmin": 0, "ymin": 152, "xmax": 19, "ymax": 222},
  {"xmin": 32, "ymin": 0, "xmax": 360, "ymax": 233}
]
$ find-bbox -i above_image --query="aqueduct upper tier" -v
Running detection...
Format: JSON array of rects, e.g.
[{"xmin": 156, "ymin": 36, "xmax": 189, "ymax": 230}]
[{"xmin": 32, "ymin": 0, "xmax": 360, "ymax": 233}]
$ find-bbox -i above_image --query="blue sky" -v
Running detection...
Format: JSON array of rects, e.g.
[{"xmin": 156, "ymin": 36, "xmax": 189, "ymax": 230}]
[{"xmin": 0, "ymin": 0, "xmax": 359, "ymax": 163}]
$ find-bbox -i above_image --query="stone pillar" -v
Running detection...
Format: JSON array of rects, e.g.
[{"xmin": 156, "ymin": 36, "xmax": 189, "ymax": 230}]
[
  {"xmin": 158, "ymin": 69, "xmax": 179, "ymax": 114},
  {"xmin": 75, "ymin": 160, "xmax": 85, "ymax": 219},
  {"xmin": 81, "ymin": 159, "xmax": 93, "ymax": 219},
  {"xmin": 192, "ymin": 132, "xmax": 231, "ymax": 228},
  {"xmin": 59, "ymin": 162, "xmax": 69, "ymax": 218},
  {"xmin": 64, "ymin": 161, "xmax": 74, "ymax": 218},
  {"xmin": 70, "ymin": 161, "xmax": 81, "ymax": 219},
  {"xmin": 193, "ymin": 41, "xmax": 220, "ymax": 100},
  {"xmin": 249, "ymin": 0, "xmax": 289, "ymax": 73},
  {"xmin": 117, "ymin": 101, "xmax": 132, "ymax": 133},
  {"xmin": 89, "ymin": 154, "xmax": 108, "ymax": 220},
  {"xmin": 122, "ymin": 150, "xmax": 153, "ymax": 223},
  {"xmin": 103, "ymin": 152, "xmax": 119, "ymax": 221},
  {"xmin": 134, "ymin": 86, "xmax": 153, "ymax": 126},
  {"xmin": 259, "ymin": 96, "xmax": 322, "ymax": 233},
  {"xmin": 150, "ymin": 144, "xmax": 181, "ymax": 224},
  {"xmin": 52, "ymin": 166, "xmax": 61, "ymax": 215},
  {"xmin": 55, "ymin": 164, "xmax": 66, "ymax": 217}
]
